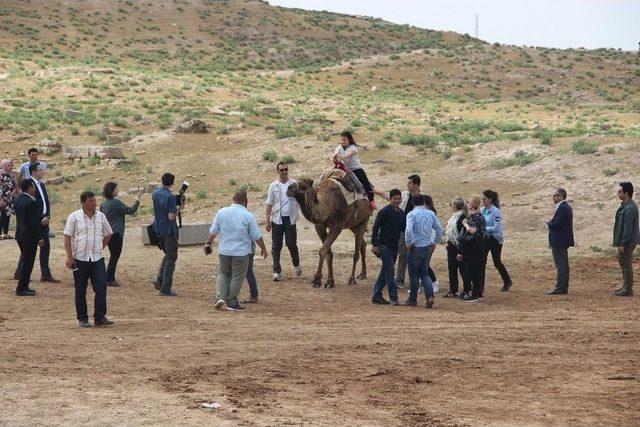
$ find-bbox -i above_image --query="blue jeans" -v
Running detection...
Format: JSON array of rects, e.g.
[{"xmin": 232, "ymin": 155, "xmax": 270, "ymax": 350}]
[
  {"xmin": 408, "ymin": 245, "xmax": 434, "ymax": 302},
  {"xmin": 372, "ymin": 245, "xmax": 398, "ymax": 302},
  {"xmin": 246, "ymin": 254, "xmax": 258, "ymax": 298}
]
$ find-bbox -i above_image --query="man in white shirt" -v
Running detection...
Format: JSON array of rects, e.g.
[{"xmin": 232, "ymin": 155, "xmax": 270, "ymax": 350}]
[
  {"xmin": 265, "ymin": 162, "xmax": 302, "ymax": 281},
  {"xmin": 64, "ymin": 191, "xmax": 114, "ymax": 328}
]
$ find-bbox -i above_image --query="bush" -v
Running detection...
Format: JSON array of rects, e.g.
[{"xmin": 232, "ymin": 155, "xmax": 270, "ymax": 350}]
[
  {"xmin": 398, "ymin": 133, "xmax": 438, "ymax": 147},
  {"xmin": 85, "ymin": 155, "xmax": 100, "ymax": 166},
  {"xmin": 375, "ymin": 139, "xmax": 390, "ymax": 149},
  {"xmin": 534, "ymin": 128, "xmax": 553, "ymax": 145},
  {"xmin": 491, "ymin": 150, "xmax": 538, "ymax": 169},
  {"xmin": 603, "ymin": 167, "xmax": 619, "ymax": 177},
  {"xmin": 572, "ymin": 139, "xmax": 597, "ymax": 155},
  {"xmin": 262, "ymin": 150, "xmax": 278, "ymax": 162},
  {"xmin": 195, "ymin": 190, "xmax": 207, "ymax": 199},
  {"xmin": 280, "ymin": 154, "xmax": 296, "ymax": 164}
]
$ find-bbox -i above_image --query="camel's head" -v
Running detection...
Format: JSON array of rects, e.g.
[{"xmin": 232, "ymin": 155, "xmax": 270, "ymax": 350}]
[{"xmin": 287, "ymin": 178, "xmax": 313, "ymax": 198}]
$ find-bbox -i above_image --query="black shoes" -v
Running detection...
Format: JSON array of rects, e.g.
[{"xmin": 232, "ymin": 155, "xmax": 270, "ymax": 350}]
[
  {"xmin": 372, "ymin": 298, "xmax": 390, "ymax": 305},
  {"xmin": 95, "ymin": 317, "xmax": 115, "ymax": 326},
  {"xmin": 546, "ymin": 289, "xmax": 567, "ymax": 295},
  {"xmin": 107, "ymin": 280, "xmax": 121, "ymax": 287},
  {"xmin": 425, "ymin": 297, "xmax": 434, "ymax": 309},
  {"xmin": 41, "ymin": 276, "xmax": 60, "ymax": 283},
  {"xmin": 225, "ymin": 303, "xmax": 246, "ymax": 312},
  {"xmin": 501, "ymin": 282, "xmax": 512, "ymax": 292},
  {"xmin": 402, "ymin": 300, "xmax": 417, "ymax": 307},
  {"xmin": 79, "ymin": 320, "xmax": 92, "ymax": 328},
  {"xmin": 443, "ymin": 292, "xmax": 457, "ymax": 298},
  {"xmin": 152, "ymin": 281, "xmax": 160, "ymax": 290},
  {"xmin": 614, "ymin": 288, "xmax": 633, "ymax": 297},
  {"xmin": 15, "ymin": 289, "xmax": 36, "ymax": 296}
]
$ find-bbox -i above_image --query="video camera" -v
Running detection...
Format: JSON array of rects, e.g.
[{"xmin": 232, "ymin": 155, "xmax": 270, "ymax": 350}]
[{"xmin": 175, "ymin": 181, "xmax": 189, "ymax": 228}]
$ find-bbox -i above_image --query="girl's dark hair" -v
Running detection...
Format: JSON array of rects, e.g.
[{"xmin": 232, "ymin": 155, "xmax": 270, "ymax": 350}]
[
  {"xmin": 103, "ymin": 181, "xmax": 117, "ymax": 199},
  {"xmin": 483, "ymin": 189, "xmax": 500, "ymax": 209},
  {"xmin": 425, "ymin": 195, "xmax": 437, "ymax": 214},
  {"xmin": 340, "ymin": 130, "xmax": 356, "ymax": 146}
]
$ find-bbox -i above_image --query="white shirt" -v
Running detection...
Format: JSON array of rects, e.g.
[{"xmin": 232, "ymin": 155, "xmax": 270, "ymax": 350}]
[
  {"xmin": 64, "ymin": 209, "xmax": 113, "ymax": 262},
  {"xmin": 266, "ymin": 179, "xmax": 300, "ymax": 225},
  {"xmin": 278, "ymin": 180, "xmax": 291, "ymax": 217},
  {"xmin": 336, "ymin": 145, "xmax": 363, "ymax": 171},
  {"xmin": 32, "ymin": 177, "xmax": 47, "ymax": 216}
]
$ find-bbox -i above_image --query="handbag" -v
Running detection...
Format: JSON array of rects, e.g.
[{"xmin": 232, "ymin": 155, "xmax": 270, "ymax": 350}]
[{"xmin": 146, "ymin": 223, "xmax": 164, "ymax": 250}]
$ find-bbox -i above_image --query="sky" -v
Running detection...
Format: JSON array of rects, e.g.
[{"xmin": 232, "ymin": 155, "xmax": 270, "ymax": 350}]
[{"xmin": 268, "ymin": 0, "xmax": 640, "ymax": 51}]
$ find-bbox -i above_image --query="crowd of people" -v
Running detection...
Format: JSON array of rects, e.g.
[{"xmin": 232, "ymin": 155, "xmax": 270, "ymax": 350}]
[{"xmin": 1, "ymin": 137, "xmax": 638, "ymax": 326}]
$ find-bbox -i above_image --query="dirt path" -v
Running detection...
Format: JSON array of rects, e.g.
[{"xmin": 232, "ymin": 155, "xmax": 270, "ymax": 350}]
[{"xmin": 1, "ymin": 227, "xmax": 638, "ymax": 425}]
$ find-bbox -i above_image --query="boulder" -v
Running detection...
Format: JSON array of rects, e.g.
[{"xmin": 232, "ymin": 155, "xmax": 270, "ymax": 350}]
[
  {"xmin": 209, "ymin": 107, "xmax": 227, "ymax": 116},
  {"xmin": 45, "ymin": 176, "xmax": 64, "ymax": 185},
  {"xmin": 38, "ymin": 139, "xmax": 62, "ymax": 155},
  {"xmin": 174, "ymin": 119, "xmax": 209, "ymax": 134}
]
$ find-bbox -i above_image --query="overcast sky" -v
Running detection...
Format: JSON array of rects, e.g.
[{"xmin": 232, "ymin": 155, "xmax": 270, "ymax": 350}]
[{"xmin": 269, "ymin": 0, "xmax": 639, "ymax": 51}]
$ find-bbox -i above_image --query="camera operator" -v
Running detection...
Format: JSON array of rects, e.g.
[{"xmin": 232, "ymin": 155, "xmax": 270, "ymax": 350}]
[{"xmin": 151, "ymin": 173, "xmax": 183, "ymax": 297}]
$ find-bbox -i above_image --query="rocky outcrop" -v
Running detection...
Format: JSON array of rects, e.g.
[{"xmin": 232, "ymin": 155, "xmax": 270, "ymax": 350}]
[
  {"xmin": 62, "ymin": 145, "xmax": 124, "ymax": 160},
  {"xmin": 174, "ymin": 119, "xmax": 209, "ymax": 133}
]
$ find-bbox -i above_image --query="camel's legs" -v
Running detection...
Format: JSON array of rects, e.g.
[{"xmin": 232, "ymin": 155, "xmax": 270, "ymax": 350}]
[
  {"xmin": 321, "ymin": 226, "xmax": 343, "ymax": 288},
  {"xmin": 349, "ymin": 223, "xmax": 368, "ymax": 285},
  {"xmin": 312, "ymin": 225, "xmax": 328, "ymax": 288}
]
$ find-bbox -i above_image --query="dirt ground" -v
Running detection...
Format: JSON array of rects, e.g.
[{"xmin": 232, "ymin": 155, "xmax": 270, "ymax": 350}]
[{"xmin": 1, "ymin": 222, "xmax": 639, "ymax": 426}]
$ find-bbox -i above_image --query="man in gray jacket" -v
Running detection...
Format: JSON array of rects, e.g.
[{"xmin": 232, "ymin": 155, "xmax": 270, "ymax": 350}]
[{"xmin": 613, "ymin": 182, "xmax": 640, "ymax": 297}]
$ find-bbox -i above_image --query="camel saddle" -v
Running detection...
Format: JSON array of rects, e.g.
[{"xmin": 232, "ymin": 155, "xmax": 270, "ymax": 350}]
[{"xmin": 317, "ymin": 169, "xmax": 368, "ymax": 206}]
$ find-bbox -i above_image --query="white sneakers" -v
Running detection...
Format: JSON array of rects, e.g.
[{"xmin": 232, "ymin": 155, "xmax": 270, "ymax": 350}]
[
  {"xmin": 433, "ymin": 280, "xmax": 440, "ymax": 293},
  {"xmin": 272, "ymin": 273, "xmax": 283, "ymax": 282},
  {"xmin": 214, "ymin": 299, "xmax": 225, "ymax": 309},
  {"xmin": 294, "ymin": 266, "xmax": 302, "ymax": 277},
  {"xmin": 273, "ymin": 267, "xmax": 302, "ymax": 281}
]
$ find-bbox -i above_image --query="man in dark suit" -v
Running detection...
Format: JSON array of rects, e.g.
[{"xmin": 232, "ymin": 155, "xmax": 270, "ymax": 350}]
[
  {"xmin": 546, "ymin": 188, "xmax": 574, "ymax": 295},
  {"xmin": 13, "ymin": 179, "xmax": 43, "ymax": 296},
  {"xmin": 14, "ymin": 162, "xmax": 60, "ymax": 283}
]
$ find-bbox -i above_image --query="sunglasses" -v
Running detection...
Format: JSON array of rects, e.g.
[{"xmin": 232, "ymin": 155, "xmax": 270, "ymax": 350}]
[{"xmin": 278, "ymin": 168, "xmax": 288, "ymax": 172}]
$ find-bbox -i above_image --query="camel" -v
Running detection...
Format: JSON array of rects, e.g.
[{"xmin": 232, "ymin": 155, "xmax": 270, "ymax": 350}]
[{"xmin": 287, "ymin": 176, "xmax": 372, "ymax": 288}]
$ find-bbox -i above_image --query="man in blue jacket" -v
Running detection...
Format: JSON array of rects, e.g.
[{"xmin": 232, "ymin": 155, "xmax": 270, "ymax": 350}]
[{"xmin": 546, "ymin": 188, "xmax": 574, "ymax": 295}]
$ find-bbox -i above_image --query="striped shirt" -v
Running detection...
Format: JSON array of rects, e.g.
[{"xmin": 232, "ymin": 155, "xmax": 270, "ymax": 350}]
[
  {"xmin": 64, "ymin": 209, "xmax": 113, "ymax": 262},
  {"xmin": 405, "ymin": 206, "xmax": 443, "ymax": 248}
]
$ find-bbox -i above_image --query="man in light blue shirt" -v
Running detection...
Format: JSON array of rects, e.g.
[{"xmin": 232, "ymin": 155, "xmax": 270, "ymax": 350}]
[
  {"xmin": 404, "ymin": 194, "xmax": 443, "ymax": 308},
  {"xmin": 19, "ymin": 148, "xmax": 47, "ymax": 182},
  {"xmin": 205, "ymin": 190, "xmax": 268, "ymax": 311}
]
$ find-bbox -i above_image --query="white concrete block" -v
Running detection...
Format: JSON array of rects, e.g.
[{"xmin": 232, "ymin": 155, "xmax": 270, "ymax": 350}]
[{"xmin": 141, "ymin": 222, "xmax": 210, "ymax": 246}]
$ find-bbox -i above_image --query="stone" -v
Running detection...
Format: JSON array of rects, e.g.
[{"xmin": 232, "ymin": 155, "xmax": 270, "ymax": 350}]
[
  {"xmin": 45, "ymin": 176, "xmax": 64, "ymax": 185},
  {"xmin": 62, "ymin": 145, "xmax": 124, "ymax": 160},
  {"xmin": 258, "ymin": 106, "xmax": 280, "ymax": 117},
  {"xmin": 209, "ymin": 107, "xmax": 227, "ymax": 116},
  {"xmin": 141, "ymin": 222, "xmax": 211, "ymax": 246},
  {"xmin": 64, "ymin": 108, "xmax": 82, "ymax": 118},
  {"xmin": 174, "ymin": 118, "xmax": 209, "ymax": 134},
  {"xmin": 107, "ymin": 135, "xmax": 123, "ymax": 145},
  {"xmin": 600, "ymin": 123, "xmax": 612, "ymax": 131},
  {"xmin": 227, "ymin": 111, "xmax": 244, "ymax": 117}
]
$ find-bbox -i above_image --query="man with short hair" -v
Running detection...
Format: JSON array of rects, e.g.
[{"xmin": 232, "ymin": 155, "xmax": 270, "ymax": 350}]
[
  {"xmin": 404, "ymin": 194, "xmax": 443, "ymax": 309},
  {"xmin": 371, "ymin": 189, "xmax": 406, "ymax": 305},
  {"xmin": 13, "ymin": 179, "xmax": 43, "ymax": 296},
  {"xmin": 205, "ymin": 190, "xmax": 268, "ymax": 311},
  {"xmin": 613, "ymin": 182, "xmax": 639, "ymax": 297},
  {"xmin": 14, "ymin": 162, "xmax": 59, "ymax": 283},
  {"xmin": 396, "ymin": 174, "xmax": 422, "ymax": 289},
  {"xmin": 265, "ymin": 162, "xmax": 301, "ymax": 281},
  {"xmin": 546, "ymin": 188, "xmax": 574, "ymax": 295},
  {"xmin": 152, "ymin": 173, "xmax": 182, "ymax": 296},
  {"xmin": 19, "ymin": 148, "xmax": 46, "ymax": 182},
  {"xmin": 64, "ymin": 191, "xmax": 114, "ymax": 328}
]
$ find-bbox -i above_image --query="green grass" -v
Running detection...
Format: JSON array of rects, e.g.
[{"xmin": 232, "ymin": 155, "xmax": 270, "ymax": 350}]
[
  {"xmin": 571, "ymin": 139, "xmax": 597, "ymax": 155},
  {"xmin": 491, "ymin": 150, "xmax": 539, "ymax": 169},
  {"xmin": 262, "ymin": 150, "xmax": 278, "ymax": 162},
  {"xmin": 280, "ymin": 154, "xmax": 296, "ymax": 164},
  {"xmin": 603, "ymin": 167, "xmax": 619, "ymax": 177}
]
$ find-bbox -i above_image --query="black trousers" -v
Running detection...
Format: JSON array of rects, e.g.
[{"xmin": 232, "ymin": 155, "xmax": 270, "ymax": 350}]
[
  {"xmin": 271, "ymin": 216, "xmax": 300, "ymax": 274},
  {"xmin": 463, "ymin": 240, "xmax": 485, "ymax": 298},
  {"xmin": 551, "ymin": 247, "xmax": 570, "ymax": 292},
  {"xmin": 106, "ymin": 233, "xmax": 123, "ymax": 282},
  {"xmin": 446, "ymin": 243, "xmax": 469, "ymax": 294},
  {"xmin": 15, "ymin": 227, "xmax": 51, "ymax": 278},
  {"xmin": 480, "ymin": 236, "xmax": 512, "ymax": 292},
  {"xmin": 352, "ymin": 168, "xmax": 374, "ymax": 201},
  {"xmin": 16, "ymin": 240, "xmax": 38, "ymax": 292},
  {"xmin": 74, "ymin": 258, "xmax": 108, "ymax": 321}
]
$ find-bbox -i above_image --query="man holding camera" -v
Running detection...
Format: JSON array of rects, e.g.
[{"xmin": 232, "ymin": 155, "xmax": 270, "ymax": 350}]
[{"xmin": 152, "ymin": 173, "xmax": 182, "ymax": 297}]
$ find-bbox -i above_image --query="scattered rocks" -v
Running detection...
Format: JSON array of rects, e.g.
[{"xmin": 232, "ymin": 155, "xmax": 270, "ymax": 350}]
[
  {"xmin": 600, "ymin": 123, "xmax": 612, "ymax": 131},
  {"xmin": 63, "ymin": 145, "xmax": 124, "ymax": 160},
  {"xmin": 258, "ymin": 106, "xmax": 280, "ymax": 117},
  {"xmin": 174, "ymin": 119, "xmax": 209, "ymax": 134},
  {"xmin": 14, "ymin": 135, "xmax": 33, "ymax": 142},
  {"xmin": 64, "ymin": 108, "xmax": 82, "ymax": 118},
  {"xmin": 45, "ymin": 176, "xmax": 64, "ymax": 185},
  {"xmin": 227, "ymin": 111, "xmax": 244, "ymax": 117},
  {"xmin": 208, "ymin": 107, "xmax": 227, "ymax": 116},
  {"xmin": 107, "ymin": 135, "xmax": 123, "ymax": 145},
  {"xmin": 37, "ymin": 139, "xmax": 62, "ymax": 155}
]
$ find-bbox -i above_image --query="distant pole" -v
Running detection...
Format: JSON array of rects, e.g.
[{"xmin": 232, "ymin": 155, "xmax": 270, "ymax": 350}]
[{"xmin": 475, "ymin": 14, "xmax": 479, "ymax": 39}]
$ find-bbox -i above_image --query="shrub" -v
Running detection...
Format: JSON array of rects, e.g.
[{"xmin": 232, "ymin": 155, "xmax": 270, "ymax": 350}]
[
  {"xmin": 195, "ymin": 190, "xmax": 207, "ymax": 199},
  {"xmin": 603, "ymin": 167, "xmax": 619, "ymax": 177},
  {"xmin": 239, "ymin": 183, "xmax": 261, "ymax": 192},
  {"xmin": 490, "ymin": 150, "xmax": 538, "ymax": 169},
  {"xmin": 375, "ymin": 139, "xmax": 390, "ymax": 149},
  {"xmin": 398, "ymin": 133, "xmax": 438, "ymax": 147},
  {"xmin": 572, "ymin": 139, "xmax": 597, "ymax": 155},
  {"xmin": 85, "ymin": 155, "xmax": 100, "ymax": 166},
  {"xmin": 280, "ymin": 154, "xmax": 296, "ymax": 164},
  {"xmin": 262, "ymin": 150, "xmax": 278, "ymax": 161}
]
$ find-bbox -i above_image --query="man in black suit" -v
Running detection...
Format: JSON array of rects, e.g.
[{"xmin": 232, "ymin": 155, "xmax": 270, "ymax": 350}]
[
  {"xmin": 14, "ymin": 162, "xmax": 60, "ymax": 283},
  {"xmin": 546, "ymin": 188, "xmax": 574, "ymax": 295},
  {"xmin": 13, "ymin": 180, "xmax": 43, "ymax": 296}
]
